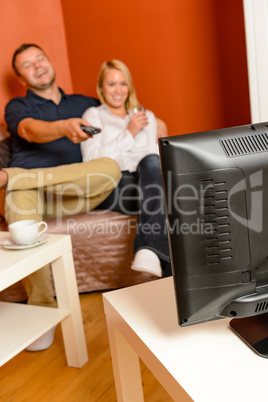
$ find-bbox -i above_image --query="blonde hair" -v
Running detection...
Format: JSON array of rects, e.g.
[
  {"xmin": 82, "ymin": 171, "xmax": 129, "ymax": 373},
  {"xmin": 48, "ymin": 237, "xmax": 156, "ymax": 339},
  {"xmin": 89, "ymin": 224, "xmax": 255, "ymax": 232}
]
[{"xmin": 97, "ymin": 59, "xmax": 140, "ymax": 112}]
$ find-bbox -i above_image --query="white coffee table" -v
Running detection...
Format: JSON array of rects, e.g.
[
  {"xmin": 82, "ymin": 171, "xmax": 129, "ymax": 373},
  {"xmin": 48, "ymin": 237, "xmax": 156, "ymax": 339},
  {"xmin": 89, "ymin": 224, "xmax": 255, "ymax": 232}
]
[
  {"xmin": 103, "ymin": 277, "xmax": 268, "ymax": 402},
  {"xmin": 0, "ymin": 232, "xmax": 88, "ymax": 368}
]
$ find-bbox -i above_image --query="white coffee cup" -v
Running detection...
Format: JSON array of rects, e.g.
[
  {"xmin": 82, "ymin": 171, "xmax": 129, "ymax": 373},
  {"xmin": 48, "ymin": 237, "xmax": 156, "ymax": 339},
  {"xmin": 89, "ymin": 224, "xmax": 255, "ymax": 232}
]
[{"xmin": 8, "ymin": 219, "xmax": 48, "ymax": 245}]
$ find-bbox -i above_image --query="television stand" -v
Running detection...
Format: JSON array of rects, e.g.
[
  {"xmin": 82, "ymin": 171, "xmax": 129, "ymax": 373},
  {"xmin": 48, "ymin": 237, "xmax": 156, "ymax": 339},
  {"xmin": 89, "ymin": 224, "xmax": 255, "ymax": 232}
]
[{"xmin": 230, "ymin": 313, "xmax": 268, "ymax": 358}]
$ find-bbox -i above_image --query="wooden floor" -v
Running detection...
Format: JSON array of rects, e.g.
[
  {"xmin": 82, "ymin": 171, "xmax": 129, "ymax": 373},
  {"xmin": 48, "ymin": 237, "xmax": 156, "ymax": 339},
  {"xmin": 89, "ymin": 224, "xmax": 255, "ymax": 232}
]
[{"xmin": 0, "ymin": 291, "xmax": 174, "ymax": 401}]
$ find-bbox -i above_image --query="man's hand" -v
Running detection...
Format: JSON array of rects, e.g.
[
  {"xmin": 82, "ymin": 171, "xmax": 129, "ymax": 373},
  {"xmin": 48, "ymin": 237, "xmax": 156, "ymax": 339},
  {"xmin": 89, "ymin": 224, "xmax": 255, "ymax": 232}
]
[
  {"xmin": 60, "ymin": 118, "xmax": 93, "ymax": 143},
  {"xmin": 128, "ymin": 111, "xmax": 148, "ymax": 137}
]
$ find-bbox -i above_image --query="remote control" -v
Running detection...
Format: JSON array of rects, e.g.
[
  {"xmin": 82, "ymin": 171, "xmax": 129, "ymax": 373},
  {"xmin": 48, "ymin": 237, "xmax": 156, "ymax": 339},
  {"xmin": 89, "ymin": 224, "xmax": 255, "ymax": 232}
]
[{"xmin": 80, "ymin": 125, "xmax": 101, "ymax": 135}]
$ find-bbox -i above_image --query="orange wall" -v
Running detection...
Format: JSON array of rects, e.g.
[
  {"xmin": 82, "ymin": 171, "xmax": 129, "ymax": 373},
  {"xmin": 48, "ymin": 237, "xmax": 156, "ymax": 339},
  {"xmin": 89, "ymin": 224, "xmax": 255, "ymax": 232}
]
[
  {"xmin": 61, "ymin": 0, "xmax": 250, "ymax": 135},
  {"xmin": 0, "ymin": 0, "xmax": 72, "ymax": 126},
  {"xmin": 0, "ymin": 0, "xmax": 250, "ymax": 137}
]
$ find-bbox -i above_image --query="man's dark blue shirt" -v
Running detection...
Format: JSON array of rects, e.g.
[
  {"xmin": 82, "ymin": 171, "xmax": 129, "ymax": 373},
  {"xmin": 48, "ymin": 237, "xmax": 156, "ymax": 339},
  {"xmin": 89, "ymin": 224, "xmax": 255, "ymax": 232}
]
[{"xmin": 5, "ymin": 88, "xmax": 100, "ymax": 168}]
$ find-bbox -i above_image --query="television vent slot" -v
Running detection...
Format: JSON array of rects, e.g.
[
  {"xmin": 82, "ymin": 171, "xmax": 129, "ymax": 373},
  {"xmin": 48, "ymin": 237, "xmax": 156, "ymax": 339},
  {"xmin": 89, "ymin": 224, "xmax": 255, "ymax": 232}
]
[
  {"xmin": 200, "ymin": 178, "xmax": 233, "ymax": 266},
  {"xmin": 205, "ymin": 237, "xmax": 218, "ymax": 242},
  {"xmin": 220, "ymin": 132, "xmax": 268, "ymax": 157},
  {"xmin": 255, "ymin": 301, "xmax": 268, "ymax": 313},
  {"xmin": 216, "ymin": 207, "xmax": 228, "ymax": 212},
  {"xmin": 215, "ymin": 190, "xmax": 227, "ymax": 195},
  {"xmin": 217, "ymin": 215, "xmax": 229, "ymax": 220}
]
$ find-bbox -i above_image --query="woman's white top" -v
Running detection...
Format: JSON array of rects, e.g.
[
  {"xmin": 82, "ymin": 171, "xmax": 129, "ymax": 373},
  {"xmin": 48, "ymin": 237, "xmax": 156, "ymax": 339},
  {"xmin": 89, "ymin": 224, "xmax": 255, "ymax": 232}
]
[{"xmin": 81, "ymin": 104, "xmax": 159, "ymax": 172}]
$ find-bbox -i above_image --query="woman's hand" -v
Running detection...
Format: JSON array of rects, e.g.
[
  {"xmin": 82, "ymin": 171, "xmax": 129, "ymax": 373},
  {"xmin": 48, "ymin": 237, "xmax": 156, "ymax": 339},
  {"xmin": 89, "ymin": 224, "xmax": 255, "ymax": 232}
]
[{"xmin": 128, "ymin": 111, "xmax": 149, "ymax": 137}]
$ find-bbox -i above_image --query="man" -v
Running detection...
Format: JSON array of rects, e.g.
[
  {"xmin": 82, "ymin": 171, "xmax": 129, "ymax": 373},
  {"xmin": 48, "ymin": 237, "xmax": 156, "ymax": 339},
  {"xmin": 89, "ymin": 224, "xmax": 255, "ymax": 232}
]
[{"xmin": 1, "ymin": 43, "xmax": 122, "ymax": 351}]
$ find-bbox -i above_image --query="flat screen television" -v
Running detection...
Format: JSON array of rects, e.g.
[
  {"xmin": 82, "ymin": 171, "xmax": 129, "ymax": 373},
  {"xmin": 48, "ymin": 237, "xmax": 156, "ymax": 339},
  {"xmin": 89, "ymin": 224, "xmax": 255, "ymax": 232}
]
[{"xmin": 159, "ymin": 121, "xmax": 268, "ymax": 357}]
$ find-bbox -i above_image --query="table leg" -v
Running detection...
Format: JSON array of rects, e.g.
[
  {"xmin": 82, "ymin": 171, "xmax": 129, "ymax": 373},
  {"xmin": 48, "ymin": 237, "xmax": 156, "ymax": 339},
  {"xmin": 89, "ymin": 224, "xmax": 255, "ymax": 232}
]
[
  {"xmin": 106, "ymin": 317, "xmax": 144, "ymax": 402},
  {"xmin": 51, "ymin": 251, "xmax": 88, "ymax": 368}
]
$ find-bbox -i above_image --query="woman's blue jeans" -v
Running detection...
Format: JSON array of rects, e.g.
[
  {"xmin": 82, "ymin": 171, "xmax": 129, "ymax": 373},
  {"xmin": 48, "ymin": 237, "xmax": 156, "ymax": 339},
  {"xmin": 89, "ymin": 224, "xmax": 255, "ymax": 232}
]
[{"xmin": 97, "ymin": 154, "xmax": 171, "ymax": 274}]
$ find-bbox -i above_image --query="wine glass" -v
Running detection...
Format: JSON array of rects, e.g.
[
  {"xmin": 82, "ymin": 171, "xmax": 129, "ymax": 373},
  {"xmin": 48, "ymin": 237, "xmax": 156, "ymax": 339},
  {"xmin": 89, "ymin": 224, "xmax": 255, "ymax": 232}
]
[{"xmin": 130, "ymin": 105, "xmax": 145, "ymax": 116}]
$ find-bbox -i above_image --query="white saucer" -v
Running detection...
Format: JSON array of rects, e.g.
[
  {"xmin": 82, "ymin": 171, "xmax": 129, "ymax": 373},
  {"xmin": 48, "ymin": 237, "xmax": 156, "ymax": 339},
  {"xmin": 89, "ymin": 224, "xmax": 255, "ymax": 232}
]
[{"xmin": 2, "ymin": 234, "xmax": 49, "ymax": 250}]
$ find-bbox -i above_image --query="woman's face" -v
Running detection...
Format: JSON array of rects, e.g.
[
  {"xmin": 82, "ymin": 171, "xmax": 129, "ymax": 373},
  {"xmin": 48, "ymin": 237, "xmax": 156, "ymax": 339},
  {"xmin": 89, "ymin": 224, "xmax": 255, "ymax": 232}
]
[{"xmin": 101, "ymin": 68, "xmax": 129, "ymax": 110}]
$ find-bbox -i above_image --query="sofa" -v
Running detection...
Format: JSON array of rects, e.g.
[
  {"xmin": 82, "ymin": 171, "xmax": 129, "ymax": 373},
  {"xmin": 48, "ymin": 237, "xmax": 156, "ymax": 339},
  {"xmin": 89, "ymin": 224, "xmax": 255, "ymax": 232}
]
[{"xmin": 0, "ymin": 126, "xmax": 155, "ymax": 303}]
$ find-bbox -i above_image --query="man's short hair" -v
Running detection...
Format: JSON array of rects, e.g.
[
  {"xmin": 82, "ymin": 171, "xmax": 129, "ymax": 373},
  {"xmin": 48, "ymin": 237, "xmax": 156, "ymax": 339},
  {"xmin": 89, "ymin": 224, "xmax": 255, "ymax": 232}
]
[{"xmin": 12, "ymin": 43, "xmax": 44, "ymax": 76}]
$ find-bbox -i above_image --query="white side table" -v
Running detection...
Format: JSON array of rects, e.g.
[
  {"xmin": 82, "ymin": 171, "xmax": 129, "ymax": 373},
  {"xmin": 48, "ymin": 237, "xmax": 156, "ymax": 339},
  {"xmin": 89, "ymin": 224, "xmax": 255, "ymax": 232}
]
[
  {"xmin": 0, "ymin": 232, "xmax": 88, "ymax": 368},
  {"xmin": 103, "ymin": 277, "xmax": 268, "ymax": 402}
]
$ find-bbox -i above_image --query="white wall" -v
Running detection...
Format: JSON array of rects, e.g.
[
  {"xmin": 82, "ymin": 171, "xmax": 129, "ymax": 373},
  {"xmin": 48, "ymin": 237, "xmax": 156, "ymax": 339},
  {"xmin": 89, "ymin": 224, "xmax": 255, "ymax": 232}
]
[{"xmin": 243, "ymin": 0, "xmax": 268, "ymax": 123}]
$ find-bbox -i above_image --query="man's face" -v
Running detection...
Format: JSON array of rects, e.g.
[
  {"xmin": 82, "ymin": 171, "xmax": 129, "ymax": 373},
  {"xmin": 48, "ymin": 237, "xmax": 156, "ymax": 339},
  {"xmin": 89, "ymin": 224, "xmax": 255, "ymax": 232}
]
[{"xmin": 15, "ymin": 46, "xmax": 56, "ymax": 91}]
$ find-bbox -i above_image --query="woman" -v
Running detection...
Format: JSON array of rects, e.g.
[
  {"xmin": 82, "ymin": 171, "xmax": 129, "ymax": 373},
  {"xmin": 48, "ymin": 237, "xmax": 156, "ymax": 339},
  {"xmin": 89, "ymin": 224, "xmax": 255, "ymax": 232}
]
[{"xmin": 81, "ymin": 59, "xmax": 170, "ymax": 277}]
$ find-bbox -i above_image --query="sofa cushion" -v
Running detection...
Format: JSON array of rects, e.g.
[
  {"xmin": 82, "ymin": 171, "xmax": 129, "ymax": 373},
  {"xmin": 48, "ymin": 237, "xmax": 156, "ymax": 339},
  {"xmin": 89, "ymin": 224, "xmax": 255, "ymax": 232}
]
[
  {"xmin": 0, "ymin": 127, "xmax": 11, "ymax": 219},
  {"xmin": 0, "ymin": 189, "xmax": 5, "ymax": 221},
  {"xmin": 46, "ymin": 211, "xmax": 152, "ymax": 292},
  {"xmin": 0, "ymin": 137, "xmax": 11, "ymax": 169}
]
